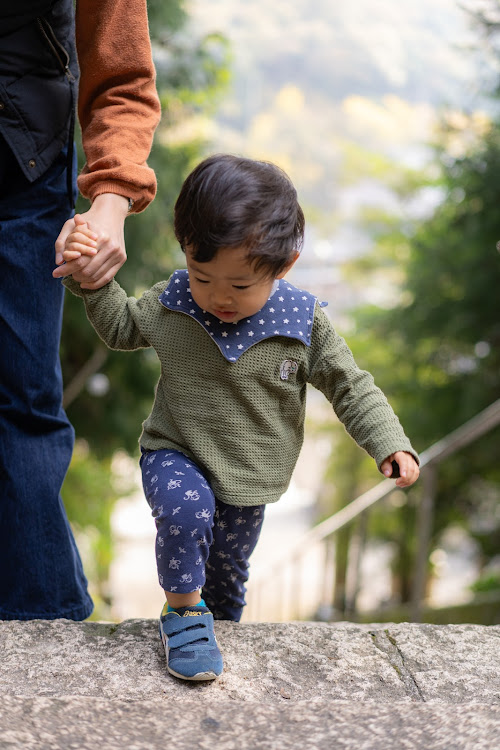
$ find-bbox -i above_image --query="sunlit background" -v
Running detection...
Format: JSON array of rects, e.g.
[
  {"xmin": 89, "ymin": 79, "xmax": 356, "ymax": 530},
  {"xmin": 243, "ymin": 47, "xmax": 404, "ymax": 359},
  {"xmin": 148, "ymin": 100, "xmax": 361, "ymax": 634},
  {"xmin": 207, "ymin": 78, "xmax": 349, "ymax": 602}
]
[{"xmin": 61, "ymin": 0, "xmax": 500, "ymax": 624}]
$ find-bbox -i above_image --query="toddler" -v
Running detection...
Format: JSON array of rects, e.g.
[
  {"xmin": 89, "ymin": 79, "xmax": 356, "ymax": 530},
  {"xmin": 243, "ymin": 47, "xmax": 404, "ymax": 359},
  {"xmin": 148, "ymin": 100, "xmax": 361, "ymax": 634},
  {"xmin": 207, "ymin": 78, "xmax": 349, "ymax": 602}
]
[{"xmin": 61, "ymin": 154, "xmax": 419, "ymax": 681}]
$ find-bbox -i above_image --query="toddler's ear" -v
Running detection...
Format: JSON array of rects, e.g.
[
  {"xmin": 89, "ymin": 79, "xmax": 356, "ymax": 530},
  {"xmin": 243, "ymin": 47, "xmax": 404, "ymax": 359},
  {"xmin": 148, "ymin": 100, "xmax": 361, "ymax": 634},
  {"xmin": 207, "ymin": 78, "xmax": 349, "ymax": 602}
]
[{"xmin": 276, "ymin": 252, "xmax": 300, "ymax": 279}]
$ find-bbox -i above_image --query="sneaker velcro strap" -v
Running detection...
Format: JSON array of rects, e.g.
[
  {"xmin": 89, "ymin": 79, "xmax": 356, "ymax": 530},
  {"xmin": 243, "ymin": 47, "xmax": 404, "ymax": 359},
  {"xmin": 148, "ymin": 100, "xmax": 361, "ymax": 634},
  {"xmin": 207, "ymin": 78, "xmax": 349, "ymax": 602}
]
[{"xmin": 163, "ymin": 615, "xmax": 212, "ymax": 650}]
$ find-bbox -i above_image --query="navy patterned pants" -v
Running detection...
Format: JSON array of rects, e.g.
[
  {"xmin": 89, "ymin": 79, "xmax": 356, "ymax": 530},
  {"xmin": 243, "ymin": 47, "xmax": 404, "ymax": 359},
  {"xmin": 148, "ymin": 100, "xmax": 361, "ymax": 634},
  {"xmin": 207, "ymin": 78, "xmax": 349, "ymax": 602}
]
[{"xmin": 140, "ymin": 449, "xmax": 265, "ymax": 621}]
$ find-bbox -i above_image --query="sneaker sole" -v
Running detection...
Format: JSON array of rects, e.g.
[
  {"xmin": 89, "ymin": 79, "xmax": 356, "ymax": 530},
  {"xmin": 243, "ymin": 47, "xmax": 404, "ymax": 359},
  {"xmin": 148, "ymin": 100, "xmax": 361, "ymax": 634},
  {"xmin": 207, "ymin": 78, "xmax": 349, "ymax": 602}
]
[{"xmin": 167, "ymin": 666, "xmax": 219, "ymax": 681}]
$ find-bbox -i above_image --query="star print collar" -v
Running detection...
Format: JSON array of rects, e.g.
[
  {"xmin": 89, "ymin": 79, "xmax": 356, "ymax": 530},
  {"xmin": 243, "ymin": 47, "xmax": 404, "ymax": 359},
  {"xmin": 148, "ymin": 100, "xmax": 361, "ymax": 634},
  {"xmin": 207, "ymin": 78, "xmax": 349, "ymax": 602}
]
[{"xmin": 158, "ymin": 269, "xmax": 325, "ymax": 362}]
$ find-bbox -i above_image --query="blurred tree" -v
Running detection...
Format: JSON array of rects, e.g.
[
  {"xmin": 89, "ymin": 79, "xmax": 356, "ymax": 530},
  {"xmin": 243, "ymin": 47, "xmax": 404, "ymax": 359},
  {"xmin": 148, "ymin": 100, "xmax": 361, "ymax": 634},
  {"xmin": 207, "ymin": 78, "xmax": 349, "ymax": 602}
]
[
  {"xmin": 319, "ymin": 2, "xmax": 500, "ymax": 615},
  {"xmin": 59, "ymin": 0, "xmax": 231, "ymax": 610},
  {"xmin": 324, "ymin": 107, "xmax": 500, "ymax": 613}
]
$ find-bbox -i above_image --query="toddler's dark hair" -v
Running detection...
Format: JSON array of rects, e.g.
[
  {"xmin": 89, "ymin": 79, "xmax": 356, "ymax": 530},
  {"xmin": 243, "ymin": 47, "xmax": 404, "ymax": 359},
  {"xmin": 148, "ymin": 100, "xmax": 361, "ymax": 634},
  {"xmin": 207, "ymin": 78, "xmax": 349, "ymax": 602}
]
[{"xmin": 174, "ymin": 154, "xmax": 305, "ymax": 277}]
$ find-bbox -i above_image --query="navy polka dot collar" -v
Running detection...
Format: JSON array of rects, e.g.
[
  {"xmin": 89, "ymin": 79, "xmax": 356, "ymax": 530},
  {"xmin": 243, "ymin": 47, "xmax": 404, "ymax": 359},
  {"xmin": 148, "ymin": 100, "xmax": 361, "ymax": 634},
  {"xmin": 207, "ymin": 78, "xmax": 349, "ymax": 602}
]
[{"xmin": 159, "ymin": 270, "xmax": 326, "ymax": 362}]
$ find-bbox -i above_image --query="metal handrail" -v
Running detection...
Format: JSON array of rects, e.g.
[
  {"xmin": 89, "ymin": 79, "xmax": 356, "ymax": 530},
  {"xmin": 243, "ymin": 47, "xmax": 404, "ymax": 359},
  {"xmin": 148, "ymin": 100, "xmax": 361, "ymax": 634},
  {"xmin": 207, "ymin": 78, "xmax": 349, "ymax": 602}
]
[{"xmin": 246, "ymin": 399, "xmax": 500, "ymax": 620}]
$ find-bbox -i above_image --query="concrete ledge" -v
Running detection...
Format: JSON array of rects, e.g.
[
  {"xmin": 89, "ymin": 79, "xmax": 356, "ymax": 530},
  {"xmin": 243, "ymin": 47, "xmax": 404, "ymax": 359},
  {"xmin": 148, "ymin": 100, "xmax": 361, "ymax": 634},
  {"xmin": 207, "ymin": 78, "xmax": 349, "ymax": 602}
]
[
  {"xmin": 1, "ymin": 620, "xmax": 499, "ymax": 748},
  {"xmin": 1, "ymin": 620, "xmax": 499, "ymax": 703},
  {"xmin": 0, "ymin": 695, "xmax": 499, "ymax": 750}
]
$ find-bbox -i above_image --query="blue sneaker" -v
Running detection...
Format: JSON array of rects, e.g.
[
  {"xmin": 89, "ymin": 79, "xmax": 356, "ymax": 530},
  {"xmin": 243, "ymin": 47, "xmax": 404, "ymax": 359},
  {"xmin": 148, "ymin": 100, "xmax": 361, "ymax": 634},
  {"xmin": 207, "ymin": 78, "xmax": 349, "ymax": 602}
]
[{"xmin": 159, "ymin": 605, "xmax": 223, "ymax": 681}]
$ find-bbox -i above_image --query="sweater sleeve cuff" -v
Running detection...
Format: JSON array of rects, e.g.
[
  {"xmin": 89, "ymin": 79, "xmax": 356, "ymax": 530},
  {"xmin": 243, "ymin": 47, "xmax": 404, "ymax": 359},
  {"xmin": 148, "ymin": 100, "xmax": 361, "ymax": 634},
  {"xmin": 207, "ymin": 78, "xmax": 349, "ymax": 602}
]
[
  {"xmin": 375, "ymin": 446, "xmax": 420, "ymax": 472},
  {"xmin": 62, "ymin": 277, "xmax": 112, "ymax": 297},
  {"xmin": 77, "ymin": 172, "xmax": 157, "ymax": 214},
  {"xmin": 62, "ymin": 277, "xmax": 85, "ymax": 296}
]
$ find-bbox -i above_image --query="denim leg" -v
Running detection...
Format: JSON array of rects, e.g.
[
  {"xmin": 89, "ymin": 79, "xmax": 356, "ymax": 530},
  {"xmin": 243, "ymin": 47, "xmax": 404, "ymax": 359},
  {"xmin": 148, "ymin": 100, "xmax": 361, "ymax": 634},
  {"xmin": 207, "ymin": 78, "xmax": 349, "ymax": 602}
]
[
  {"xmin": 0, "ymin": 138, "xmax": 93, "ymax": 620},
  {"xmin": 203, "ymin": 503, "xmax": 265, "ymax": 621}
]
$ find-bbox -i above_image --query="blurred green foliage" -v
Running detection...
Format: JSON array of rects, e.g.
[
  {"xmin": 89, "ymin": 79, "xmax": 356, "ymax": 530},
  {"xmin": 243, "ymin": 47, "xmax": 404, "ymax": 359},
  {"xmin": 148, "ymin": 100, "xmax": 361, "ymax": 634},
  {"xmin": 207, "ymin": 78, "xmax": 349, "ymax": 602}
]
[
  {"xmin": 470, "ymin": 573, "xmax": 500, "ymax": 594},
  {"xmin": 320, "ymin": 6, "xmax": 500, "ymax": 611},
  {"xmin": 345, "ymin": 120, "xmax": 500, "ymax": 602}
]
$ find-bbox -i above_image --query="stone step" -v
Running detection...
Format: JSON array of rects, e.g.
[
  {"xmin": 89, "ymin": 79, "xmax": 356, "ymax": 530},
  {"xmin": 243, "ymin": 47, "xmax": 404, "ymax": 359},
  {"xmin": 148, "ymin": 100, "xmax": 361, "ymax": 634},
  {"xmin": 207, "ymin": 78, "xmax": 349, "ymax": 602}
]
[
  {"xmin": 1, "ymin": 620, "xmax": 499, "ymax": 703},
  {"xmin": 1, "ymin": 620, "xmax": 499, "ymax": 748},
  {"xmin": 1, "ymin": 694, "xmax": 499, "ymax": 750}
]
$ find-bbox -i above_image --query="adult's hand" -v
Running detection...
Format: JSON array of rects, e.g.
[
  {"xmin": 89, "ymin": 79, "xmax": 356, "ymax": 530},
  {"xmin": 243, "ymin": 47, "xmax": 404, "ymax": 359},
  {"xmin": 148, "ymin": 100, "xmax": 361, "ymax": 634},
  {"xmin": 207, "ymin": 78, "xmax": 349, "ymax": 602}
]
[{"xmin": 53, "ymin": 193, "xmax": 129, "ymax": 289}]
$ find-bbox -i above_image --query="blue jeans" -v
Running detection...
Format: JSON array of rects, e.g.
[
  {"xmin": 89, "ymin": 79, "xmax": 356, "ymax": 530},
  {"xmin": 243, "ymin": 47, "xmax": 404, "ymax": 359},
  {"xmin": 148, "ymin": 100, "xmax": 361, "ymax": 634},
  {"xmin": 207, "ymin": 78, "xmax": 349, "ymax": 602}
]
[{"xmin": 0, "ymin": 137, "xmax": 93, "ymax": 620}]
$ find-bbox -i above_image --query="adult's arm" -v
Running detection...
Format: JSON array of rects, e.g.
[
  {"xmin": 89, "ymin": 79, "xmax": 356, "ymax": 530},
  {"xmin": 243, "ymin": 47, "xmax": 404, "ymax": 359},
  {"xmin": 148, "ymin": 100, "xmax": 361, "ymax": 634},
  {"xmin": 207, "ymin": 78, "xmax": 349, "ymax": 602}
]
[
  {"xmin": 54, "ymin": 0, "xmax": 161, "ymax": 288},
  {"xmin": 75, "ymin": 0, "xmax": 161, "ymax": 211}
]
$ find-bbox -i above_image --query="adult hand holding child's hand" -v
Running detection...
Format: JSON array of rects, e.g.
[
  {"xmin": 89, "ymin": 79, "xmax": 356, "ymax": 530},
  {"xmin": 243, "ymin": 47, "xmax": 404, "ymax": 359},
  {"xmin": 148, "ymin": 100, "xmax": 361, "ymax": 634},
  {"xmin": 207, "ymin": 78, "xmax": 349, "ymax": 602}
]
[
  {"xmin": 60, "ymin": 213, "xmax": 97, "ymax": 260},
  {"xmin": 53, "ymin": 193, "xmax": 129, "ymax": 289}
]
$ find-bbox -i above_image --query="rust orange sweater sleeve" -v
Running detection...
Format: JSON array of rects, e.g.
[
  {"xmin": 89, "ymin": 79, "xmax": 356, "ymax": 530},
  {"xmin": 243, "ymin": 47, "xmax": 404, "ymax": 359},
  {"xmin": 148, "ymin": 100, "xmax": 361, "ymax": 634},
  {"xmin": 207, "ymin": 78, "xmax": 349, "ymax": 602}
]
[{"xmin": 75, "ymin": 0, "xmax": 161, "ymax": 213}]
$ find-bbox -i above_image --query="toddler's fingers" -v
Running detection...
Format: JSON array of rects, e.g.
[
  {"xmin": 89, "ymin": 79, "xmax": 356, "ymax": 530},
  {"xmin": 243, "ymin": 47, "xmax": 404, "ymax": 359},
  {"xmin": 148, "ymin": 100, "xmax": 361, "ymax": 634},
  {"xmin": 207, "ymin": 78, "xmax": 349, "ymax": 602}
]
[
  {"xmin": 396, "ymin": 476, "xmax": 416, "ymax": 488},
  {"xmin": 63, "ymin": 242, "xmax": 97, "ymax": 260},
  {"xmin": 73, "ymin": 244, "xmax": 97, "ymax": 257},
  {"xmin": 73, "ymin": 214, "xmax": 97, "ymax": 237},
  {"xmin": 73, "ymin": 213, "xmax": 86, "ymax": 226},
  {"xmin": 62, "ymin": 248, "xmax": 84, "ymax": 261},
  {"xmin": 65, "ymin": 233, "xmax": 97, "ymax": 256},
  {"xmin": 65, "ymin": 227, "xmax": 97, "ymax": 244},
  {"xmin": 380, "ymin": 458, "xmax": 393, "ymax": 477},
  {"xmin": 64, "ymin": 247, "xmax": 97, "ymax": 258},
  {"xmin": 395, "ymin": 460, "xmax": 420, "ymax": 487}
]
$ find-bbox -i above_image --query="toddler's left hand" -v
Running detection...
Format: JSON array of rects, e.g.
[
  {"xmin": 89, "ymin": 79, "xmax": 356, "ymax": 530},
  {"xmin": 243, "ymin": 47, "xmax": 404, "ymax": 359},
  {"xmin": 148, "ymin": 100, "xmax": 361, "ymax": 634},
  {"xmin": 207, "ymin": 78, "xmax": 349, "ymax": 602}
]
[
  {"xmin": 380, "ymin": 451, "xmax": 419, "ymax": 488},
  {"xmin": 61, "ymin": 217, "xmax": 98, "ymax": 262},
  {"xmin": 53, "ymin": 197, "xmax": 128, "ymax": 289}
]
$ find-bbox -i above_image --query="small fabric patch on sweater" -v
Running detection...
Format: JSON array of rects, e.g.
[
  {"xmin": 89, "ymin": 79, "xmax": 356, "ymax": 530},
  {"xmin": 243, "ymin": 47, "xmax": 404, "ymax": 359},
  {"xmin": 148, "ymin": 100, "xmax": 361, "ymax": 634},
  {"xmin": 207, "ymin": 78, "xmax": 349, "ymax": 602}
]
[
  {"xmin": 158, "ymin": 269, "xmax": 326, "ymax": 362},
  {"xmin": 280, "ymin": 360, "xmax": 299, "ymax": 380}
]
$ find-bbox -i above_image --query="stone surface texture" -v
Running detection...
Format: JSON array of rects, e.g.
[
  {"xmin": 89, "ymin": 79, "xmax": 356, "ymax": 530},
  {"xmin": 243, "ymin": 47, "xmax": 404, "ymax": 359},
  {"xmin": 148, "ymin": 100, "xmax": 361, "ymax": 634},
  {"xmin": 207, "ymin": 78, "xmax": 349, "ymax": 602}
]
[{"xmin": 0, "ymin": 619, "xmax": 499, "ymax": 749}]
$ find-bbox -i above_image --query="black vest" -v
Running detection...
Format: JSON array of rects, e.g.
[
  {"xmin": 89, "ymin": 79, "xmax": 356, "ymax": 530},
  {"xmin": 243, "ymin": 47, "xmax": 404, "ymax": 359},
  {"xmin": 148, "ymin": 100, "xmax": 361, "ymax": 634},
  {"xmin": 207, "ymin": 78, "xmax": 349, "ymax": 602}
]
[{"xmin": 0, "ymin": 0, "xmax": 79, "ymax": 184}]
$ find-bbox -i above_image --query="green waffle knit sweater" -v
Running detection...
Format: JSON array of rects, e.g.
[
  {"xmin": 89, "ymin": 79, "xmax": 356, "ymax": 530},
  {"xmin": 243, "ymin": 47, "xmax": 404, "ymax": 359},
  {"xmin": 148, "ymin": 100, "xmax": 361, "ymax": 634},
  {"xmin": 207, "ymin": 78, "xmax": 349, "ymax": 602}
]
[{"xmin": 63, "ymin": 275, "xmax": 418, "ymax": 506}]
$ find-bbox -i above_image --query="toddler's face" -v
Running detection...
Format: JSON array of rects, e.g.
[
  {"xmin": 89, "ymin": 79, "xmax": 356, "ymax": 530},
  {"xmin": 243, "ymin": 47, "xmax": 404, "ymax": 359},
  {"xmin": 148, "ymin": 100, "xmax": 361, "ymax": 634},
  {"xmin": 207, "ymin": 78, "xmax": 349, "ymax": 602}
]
[{"xmin": 186, "ymin": 246, "xmax": 288, "ymax": 324}]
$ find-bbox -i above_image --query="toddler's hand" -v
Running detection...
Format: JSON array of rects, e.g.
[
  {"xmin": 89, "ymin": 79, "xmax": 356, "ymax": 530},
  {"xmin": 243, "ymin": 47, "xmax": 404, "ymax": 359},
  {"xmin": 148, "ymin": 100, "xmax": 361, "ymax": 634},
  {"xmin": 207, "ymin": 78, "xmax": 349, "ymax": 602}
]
[
  {"xmin": 62, "ymin": 214, "xmax": 98, "ymax": 261},
  {"xmin": 380, "ymin": 451, "xmax": 419, "ymax": 488},
  {"xmin": 53, "ymin": 195, "xmax": 128, "ymax": 289}
]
